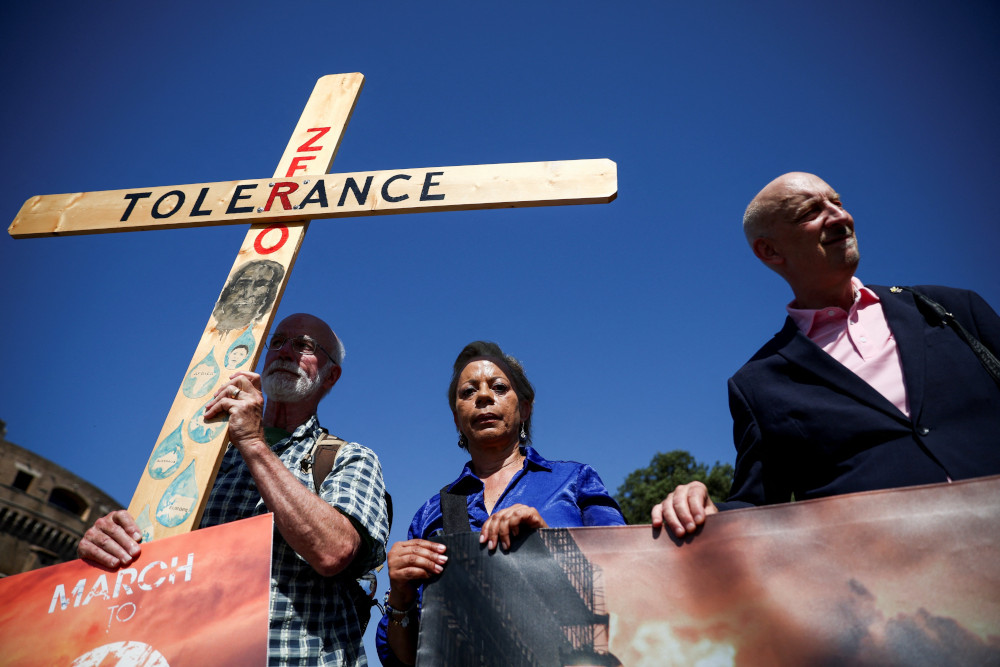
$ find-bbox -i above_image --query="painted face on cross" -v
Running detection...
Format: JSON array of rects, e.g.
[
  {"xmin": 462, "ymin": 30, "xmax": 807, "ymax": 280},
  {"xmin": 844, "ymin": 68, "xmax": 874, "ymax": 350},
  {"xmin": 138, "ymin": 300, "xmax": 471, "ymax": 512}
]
[{"xmin": 212, "ymin": 260, "xmax": 285, "ymax": 332}]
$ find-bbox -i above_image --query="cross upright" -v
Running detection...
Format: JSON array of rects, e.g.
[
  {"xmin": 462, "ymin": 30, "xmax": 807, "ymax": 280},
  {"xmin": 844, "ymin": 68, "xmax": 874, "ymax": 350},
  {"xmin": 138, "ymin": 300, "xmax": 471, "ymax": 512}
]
[{"xmin": 9, "ymin": 73, "xmax": 617, "ymax": 541}]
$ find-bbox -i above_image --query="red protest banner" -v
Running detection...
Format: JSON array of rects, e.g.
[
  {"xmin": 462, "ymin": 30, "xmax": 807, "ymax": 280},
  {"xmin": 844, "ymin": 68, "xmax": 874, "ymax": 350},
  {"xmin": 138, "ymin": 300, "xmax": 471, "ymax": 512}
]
[{"xmin": 0, "ymin": 513, "xmax": 272, "ymax": 667}]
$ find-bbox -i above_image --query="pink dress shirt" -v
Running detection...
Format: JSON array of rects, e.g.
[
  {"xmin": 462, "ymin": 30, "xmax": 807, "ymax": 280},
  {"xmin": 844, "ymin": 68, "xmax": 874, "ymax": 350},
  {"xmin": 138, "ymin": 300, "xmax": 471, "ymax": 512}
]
[{"xmin": 787, "ymin": 277, "xmax": 910, "ymax": 418}]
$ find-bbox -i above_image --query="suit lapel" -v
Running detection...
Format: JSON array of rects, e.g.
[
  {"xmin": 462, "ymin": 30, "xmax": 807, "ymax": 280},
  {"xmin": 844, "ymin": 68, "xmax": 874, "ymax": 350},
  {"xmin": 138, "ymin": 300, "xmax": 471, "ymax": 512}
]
[
  {"xmin": 774, "ymin": 315, "xmax": 909, "ymax": 421},
  {"xmin": 871, "ymin": 284, "xmax": 927, "ymax": 420}
]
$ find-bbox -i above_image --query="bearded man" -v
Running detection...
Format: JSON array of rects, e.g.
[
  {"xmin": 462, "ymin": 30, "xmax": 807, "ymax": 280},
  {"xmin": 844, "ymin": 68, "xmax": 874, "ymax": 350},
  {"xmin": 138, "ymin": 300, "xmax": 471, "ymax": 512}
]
[{"xmin": 79, "ymin": 313, "xmax": 389, "ymax": 667}]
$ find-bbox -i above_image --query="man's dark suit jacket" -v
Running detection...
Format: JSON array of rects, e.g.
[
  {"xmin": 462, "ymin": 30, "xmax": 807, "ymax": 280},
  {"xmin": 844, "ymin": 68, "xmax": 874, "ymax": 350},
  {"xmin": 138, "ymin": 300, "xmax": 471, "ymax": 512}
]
[{"xmin": 722, "ymin": 284, "xmax": 1000, "ymax": 509}]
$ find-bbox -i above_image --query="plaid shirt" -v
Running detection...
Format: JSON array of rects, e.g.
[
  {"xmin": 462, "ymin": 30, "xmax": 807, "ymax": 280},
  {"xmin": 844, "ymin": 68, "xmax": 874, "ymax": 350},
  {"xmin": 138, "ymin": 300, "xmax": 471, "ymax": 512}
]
[{"xmin": 201, "ymin": 415, "xmax": 389, "ymax": 666}]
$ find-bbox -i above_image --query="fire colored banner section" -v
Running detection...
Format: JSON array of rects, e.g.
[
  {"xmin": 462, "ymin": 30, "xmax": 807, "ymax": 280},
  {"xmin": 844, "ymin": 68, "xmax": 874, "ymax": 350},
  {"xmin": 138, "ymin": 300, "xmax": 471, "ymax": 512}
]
[
  {"xmin": 418, "ymin": 476, "xmax": 1000, "ymax": 666},
  {"xmin": 0, "ymin": 513, "xmax": 272, "ymax": 667},
  {"xmin": 9, "ymin": 159, "xmax": 618, "ymax": 237}
]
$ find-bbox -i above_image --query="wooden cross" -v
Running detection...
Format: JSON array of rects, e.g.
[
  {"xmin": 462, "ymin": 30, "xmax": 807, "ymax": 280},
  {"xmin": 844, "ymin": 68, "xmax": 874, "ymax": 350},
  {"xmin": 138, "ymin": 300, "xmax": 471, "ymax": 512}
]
[{"xmin": 8, "ymin": 73, "xmax": 617, "ymax": 541}]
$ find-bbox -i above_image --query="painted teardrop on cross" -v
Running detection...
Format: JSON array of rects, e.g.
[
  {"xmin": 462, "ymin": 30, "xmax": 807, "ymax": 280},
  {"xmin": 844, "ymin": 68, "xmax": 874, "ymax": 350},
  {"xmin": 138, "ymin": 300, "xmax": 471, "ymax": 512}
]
[
  {"xmin": 187, "ymin": 401, "xmax": 228, "ymax": 444},
  {"xmin": 225, "ymin": 327, "xmax": 256, "ymax": 369},
  {"xmin": 156, "ymin": 460, "xmax": 198, "ymax": 527},
  {"xmin": 181, "ymin": 350, "xmax": 221, "ymax": 399},
  {"xmin": 135, "ymin": 504, "xmax": 154, "ymax": 542},
  {"xmin": 147, "ymin": 421, "xmax": 184, "ymax": 479}
]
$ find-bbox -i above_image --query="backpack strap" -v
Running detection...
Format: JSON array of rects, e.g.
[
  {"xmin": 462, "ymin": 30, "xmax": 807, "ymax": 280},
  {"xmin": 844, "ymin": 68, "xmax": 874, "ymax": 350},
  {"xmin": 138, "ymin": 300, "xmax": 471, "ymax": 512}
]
[
  {"xmin": 439, "ymin": 484, "xmax": 472, "ymax": 534},
  {"xmin": 306, "ymin": 432, "xmax": 347, "ymax": 491}
]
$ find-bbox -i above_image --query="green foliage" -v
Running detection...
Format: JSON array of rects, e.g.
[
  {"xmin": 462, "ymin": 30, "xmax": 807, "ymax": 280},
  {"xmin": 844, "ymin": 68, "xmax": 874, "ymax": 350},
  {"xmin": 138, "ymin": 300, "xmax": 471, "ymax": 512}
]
[{"xmin": 614, "ymin": 450, "xmax": 734, "ymax": 525}]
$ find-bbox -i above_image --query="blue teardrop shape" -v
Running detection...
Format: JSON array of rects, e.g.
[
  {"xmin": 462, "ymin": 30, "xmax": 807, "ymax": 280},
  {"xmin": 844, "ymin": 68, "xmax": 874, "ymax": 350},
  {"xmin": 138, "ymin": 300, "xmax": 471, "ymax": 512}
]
[
  {"xmin": 135, "ymin": 504, "xmax": 154, "ymax": 542},
  {"xmin": 181, "ymin": 350, "xmax": 221, "ymax": 399},
  {"xmin": 187, "ymin": 402, "xmax": 228, "ymax": 444},
  {"xmin": 156, "ymin": 461, "xmax": 199, "ymax": 527},
  {"xmin": 225, "ymin": 327, "xmax": 256, "ymax": 369},
  {"xmin": 148, "ymin": 421, "xmax": 185, "ymax": 480}
]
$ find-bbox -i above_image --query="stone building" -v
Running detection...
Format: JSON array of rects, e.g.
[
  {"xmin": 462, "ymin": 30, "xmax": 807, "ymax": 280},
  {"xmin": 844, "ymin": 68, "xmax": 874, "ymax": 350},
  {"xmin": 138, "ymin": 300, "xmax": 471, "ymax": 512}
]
[{"xmin": 0, "ymin": 420, "xmax": 123, "ymax": 576}]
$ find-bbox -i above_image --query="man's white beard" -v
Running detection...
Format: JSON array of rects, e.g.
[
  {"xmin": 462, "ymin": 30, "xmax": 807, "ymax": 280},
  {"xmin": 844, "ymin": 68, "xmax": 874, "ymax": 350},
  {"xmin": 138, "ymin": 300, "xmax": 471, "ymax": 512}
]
[{"xmin": 261, "ymin": 360, "xmax": 326, "ymax": 402}]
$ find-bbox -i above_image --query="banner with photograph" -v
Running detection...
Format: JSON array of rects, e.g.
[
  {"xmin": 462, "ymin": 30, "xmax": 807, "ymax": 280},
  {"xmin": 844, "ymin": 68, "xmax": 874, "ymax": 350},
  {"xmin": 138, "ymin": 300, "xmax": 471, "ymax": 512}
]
[
  {"xmin": 417, "ymin": 477, "xmax": 1000, "ymax": 666},
  {"xmin": 0, "ymin": 513, "xmax": 272, "ymax": 667}
]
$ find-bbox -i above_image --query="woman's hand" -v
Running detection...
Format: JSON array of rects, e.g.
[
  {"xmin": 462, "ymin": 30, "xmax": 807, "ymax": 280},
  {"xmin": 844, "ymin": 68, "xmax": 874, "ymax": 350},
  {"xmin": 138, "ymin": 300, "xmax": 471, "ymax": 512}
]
[
  {"xmin": 385, "ymin": 538, "xmax": 445, "ymax": 665},
  {"xmin": 480, "ymin": 504, "xmax": 547, "ymax": 551},
  {"xmin": 386, "ymin": 539, "xmax": 448, "ymax": 608}
]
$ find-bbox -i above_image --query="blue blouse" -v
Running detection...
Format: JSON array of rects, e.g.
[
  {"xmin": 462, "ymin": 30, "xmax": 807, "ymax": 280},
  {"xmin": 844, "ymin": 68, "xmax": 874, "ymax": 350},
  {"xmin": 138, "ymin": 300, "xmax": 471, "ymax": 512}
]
[{"xmin": 375, "ymin": 446, "xmax": 625, "ymax": 665}]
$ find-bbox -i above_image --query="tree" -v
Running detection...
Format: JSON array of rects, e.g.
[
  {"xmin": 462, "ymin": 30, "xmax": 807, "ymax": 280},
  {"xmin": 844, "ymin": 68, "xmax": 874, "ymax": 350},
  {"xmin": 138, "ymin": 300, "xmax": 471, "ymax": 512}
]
[{"xmin": 614, "ymin": 450, "xmax": 734, "ymax": 525}]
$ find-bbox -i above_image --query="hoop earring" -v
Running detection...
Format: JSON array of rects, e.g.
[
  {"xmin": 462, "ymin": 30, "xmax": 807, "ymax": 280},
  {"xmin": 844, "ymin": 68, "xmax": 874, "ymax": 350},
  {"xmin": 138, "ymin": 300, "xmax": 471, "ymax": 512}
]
[{"xmin": 458, "ymin": 433, "xmax": 469, "ymax": 449}]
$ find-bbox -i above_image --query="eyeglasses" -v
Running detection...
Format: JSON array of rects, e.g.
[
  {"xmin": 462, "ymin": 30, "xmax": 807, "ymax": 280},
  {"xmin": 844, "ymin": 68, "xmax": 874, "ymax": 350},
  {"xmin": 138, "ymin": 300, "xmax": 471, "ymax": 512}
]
[{"xmin": 266, "ymin": 334, "xmax": 338, "ymax": 365}]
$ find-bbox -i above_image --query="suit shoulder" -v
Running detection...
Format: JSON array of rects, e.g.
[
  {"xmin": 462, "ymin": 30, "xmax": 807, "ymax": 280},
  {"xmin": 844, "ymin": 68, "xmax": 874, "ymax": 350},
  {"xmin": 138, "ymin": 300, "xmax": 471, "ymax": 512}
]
[
  {"xmin": 741, "ymin": 319, "xmax": 797, "ymax": 363},
  {"xmin": 909, "ymin": 284, "xmax": 977, "ymax": 300},
  {"xmin": 874, "ymin": 283, "xmax": 976, "ymax": 301},
  {"xmin": 878, "ymin": 284, "xmax": 987, "ymax": 315}
]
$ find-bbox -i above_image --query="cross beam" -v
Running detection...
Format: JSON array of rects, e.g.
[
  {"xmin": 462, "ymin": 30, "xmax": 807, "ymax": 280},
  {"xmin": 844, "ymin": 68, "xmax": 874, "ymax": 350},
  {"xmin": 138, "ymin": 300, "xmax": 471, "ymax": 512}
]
[
  {"xmin": 9, "ymin": 161, "xmax": 615, "ymax": 237},
  {"xmin": 8, "ymin": 73, "xmax": 618, "ymax": 541}
]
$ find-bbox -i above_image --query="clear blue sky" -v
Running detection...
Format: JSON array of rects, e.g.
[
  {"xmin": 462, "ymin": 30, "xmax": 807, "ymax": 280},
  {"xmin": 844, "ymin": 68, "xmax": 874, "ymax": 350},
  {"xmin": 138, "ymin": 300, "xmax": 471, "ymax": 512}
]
[{"xmin": 3, "ymin": 0, "xmax": 998, "ymax": 656}]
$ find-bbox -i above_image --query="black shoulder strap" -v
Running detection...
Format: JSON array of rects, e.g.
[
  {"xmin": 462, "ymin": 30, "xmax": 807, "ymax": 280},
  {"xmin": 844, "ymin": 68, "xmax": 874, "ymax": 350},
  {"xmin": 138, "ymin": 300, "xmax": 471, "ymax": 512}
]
[
  {"xmin": 893, "ymin": 286, "xmax": 1000, "ymax": 387},
  {"xmin": 439, "ymin": 484, "xmax": 472, "ymax": 534}
]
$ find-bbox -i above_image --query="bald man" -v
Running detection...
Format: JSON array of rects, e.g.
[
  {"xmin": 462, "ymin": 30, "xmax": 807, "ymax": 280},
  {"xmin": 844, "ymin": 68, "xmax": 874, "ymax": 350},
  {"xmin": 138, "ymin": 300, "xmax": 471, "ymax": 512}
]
[
  {"xmin": 80, "ymin": 314, "xmax": 390, "ymax": 667},
  {"xmin": 654, "ymin": 173, "xmax": 1000, "ymax": 537}
]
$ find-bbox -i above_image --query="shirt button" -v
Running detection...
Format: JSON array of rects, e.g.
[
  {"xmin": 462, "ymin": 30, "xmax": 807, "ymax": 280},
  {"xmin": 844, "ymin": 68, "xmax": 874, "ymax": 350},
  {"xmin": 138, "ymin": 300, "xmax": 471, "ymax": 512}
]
[{"xmin": 859, "ymin": 336, "xmax": 868, "ymax": 343}]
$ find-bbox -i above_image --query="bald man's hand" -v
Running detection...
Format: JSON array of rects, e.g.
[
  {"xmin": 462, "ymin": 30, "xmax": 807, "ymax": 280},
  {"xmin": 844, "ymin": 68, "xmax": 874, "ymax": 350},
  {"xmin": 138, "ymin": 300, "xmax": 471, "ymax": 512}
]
[{"xmin": 651, "ymin": 481, "xmax": 718, "ymax": 537}]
